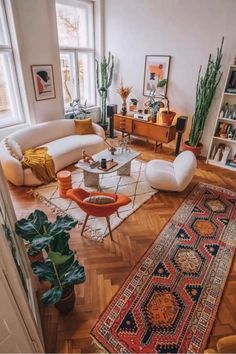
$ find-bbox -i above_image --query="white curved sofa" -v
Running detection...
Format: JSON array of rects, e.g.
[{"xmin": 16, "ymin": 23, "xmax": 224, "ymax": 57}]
[
  {"xmin": 0, "ymin": 119, "xmax": 105, "ymax": 186},
  {"xmin": 145, "ymin": 151, "xmax": 197, "ymax": 192}
]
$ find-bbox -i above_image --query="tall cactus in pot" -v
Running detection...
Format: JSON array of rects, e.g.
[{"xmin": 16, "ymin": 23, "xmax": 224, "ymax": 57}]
[
  {"xmin": 95, "ymin": 52, "xmax": 114, "ymax": 126},
  {"xmin": 188, "ymin": 38, "xmax": 224, "ymax": 148}
]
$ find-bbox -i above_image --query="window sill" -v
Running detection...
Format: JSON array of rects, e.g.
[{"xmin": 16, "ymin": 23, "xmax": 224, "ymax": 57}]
[{"xmin": 64, "ymin": 106, "xmax": 100, "ymax": 121}]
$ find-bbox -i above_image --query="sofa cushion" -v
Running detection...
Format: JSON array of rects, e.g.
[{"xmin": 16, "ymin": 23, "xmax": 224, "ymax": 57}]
[
  {"xmin": 3, "ymin": 138, "xmax": 23, "ymax": 161},
  {"xmin": 43, "ymin": 134, "xmax": 104, "ymax": 171},
  {"xmin": 74, "ymin": 118, "xmax": 94, "ymax": 135},
  {"xmin": 84, "ymin": 195, "xmax": 115, "ymax": 204}
]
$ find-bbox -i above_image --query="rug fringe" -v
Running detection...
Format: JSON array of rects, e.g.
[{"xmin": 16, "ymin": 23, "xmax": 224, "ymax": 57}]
[
  {"xmin": 29, "ymin": 189, "xmax": 78, "ymax": 220},
  {"xmin": 90, "ymin": 334, "xmax": 108, "ymax": 353}
]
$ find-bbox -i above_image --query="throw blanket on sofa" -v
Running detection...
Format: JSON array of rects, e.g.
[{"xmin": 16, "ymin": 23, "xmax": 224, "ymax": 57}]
[{"xmin": 22, "ymin": 147, "xmax": 56, "ymax": 184}]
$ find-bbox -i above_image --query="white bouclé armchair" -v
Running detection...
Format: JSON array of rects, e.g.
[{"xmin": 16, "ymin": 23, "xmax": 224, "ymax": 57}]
[{"xmin": 145, "ymin": 151, "xmax": 197, "ymax": 192}]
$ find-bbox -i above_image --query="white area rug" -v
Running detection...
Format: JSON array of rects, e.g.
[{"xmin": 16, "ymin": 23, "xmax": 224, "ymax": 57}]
[{"xmin": 31, "ymin": 160, "xmax": 156, "ymax": 241}]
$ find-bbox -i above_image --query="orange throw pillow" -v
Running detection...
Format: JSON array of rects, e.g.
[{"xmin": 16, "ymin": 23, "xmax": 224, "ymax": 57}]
[{"xmin": 74, "ymin": 118, "xmax": 94, "ymax": 135}]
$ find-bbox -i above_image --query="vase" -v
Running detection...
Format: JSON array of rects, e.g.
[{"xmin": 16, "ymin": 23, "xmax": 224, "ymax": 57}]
[
  {"xmin": 161, "ymin": 111, "xmax": 176, "ymax": 126},
  {"xmin": 121, "ymin": 100, "xmax": 127, "ymax": 116}
]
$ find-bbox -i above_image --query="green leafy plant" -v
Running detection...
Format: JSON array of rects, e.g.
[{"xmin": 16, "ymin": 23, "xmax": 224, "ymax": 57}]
[
  {"xmin": 68, "ymin": 98, "xmax": 90, "ymax": 120},
  {"xmin": 95, "ymin": 52, "xmax": 114, "ymax": 125},
  {"xmin": 188, "ymin": 38, "xmax": 224, "ymax": 147},
  {"xmin": 15, "ymin": 210, "xmax": 85, "ymax": 306}
]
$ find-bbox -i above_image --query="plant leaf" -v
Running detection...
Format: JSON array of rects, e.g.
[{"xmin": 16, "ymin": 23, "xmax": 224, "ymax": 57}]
[
  {"xmin": 49, "ymin": 231, "xmax": 71, "ymax": 254},
  {"xmin": 61, "ymin": 261, "xmax": 86, "ymax": 286},
  {"xmin": 31, "ymin": 261, "xmax": 58, "ymax": 285},
  {"xmin": 48, "ymin": 251, "xmax": 73, "ymax": 265},
  {"xmin": 157, "ymin": 79, "xmax": 167, "ymax": 88},
  {"xmin": 47, "ymin": 215, "xmax": 77, "ymax": 236},
  {"xmin": 31, "ymin": 235, "xmax": 54, "ymax": 251},
  {"xmin": 41, "ymin": 287, "xmax": 63, "ymax": 306},
  {"xmin": 15, "ymin": 210, "xmax": 49, "ymax": 241}
]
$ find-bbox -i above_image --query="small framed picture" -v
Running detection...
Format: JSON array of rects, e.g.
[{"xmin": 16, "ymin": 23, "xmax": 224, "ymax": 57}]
[
  {"xmin": 31, "ymin": 64, "xmax": 56, "ymax": 101},
  {"xmin": 143, "ymin": 55, "xmax": 171, "ymax": 97}
]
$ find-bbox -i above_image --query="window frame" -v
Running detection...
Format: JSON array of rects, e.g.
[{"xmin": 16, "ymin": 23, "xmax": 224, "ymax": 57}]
[
  {"xmin": 56, "ymin": 0, "xmax": 96, "ymax": 112},
  {"xmin": 0, "ymin": 0, "xmax": 24, "ymax": 129}
]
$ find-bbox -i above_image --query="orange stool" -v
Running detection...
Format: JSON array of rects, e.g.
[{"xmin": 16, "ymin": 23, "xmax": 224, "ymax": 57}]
[{"xmin": 57, "ymin": 170, "xmax": 72, "ymax": 198}]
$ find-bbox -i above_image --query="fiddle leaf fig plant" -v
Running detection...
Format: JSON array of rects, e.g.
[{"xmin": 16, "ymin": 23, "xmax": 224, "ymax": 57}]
[
  {"xmin": 15, "ymin": 210, "xmax": 86, "ymax": 307},
  {"xmin": 15, "ymin": 210, "xmax": 77, "ymax": 256}
]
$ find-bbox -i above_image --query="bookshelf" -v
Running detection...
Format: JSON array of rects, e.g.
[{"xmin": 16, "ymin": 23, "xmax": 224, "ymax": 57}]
[{"xmin": 207, "ymin": 63, "xmax": 236, "ymax": 171}]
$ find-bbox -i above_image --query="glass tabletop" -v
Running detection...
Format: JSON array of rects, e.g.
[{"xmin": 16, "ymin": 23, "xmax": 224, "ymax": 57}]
[{"xmin": 75, "ymin": 149, "xmax": 141, "ymax": 174}]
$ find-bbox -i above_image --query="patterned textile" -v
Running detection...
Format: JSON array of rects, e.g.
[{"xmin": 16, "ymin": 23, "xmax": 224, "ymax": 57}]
[
  {"xmin": 22, "ymin": 147, "xmax": 56, "ymax": 184},
  {"xmin": 91, "ymin": 183, "xmax": 236, "ymax": 353},
  {"xmin": 31, "ymin": 160, "xmax": 156, "ymax": 241}
]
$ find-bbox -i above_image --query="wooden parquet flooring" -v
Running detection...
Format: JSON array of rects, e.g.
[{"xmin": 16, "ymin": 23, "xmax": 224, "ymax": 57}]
[{"xmin": 9, "ymin": 139, "xmax": 236, "ymax": 353}]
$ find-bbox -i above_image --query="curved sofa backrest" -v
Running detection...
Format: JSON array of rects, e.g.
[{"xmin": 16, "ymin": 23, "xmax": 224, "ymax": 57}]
[
  {"xmin": 8, "ymin": 119, "xmax": 76, "ymax": 152},
  {"xmin": 173, "ymin": 150, "xmax": 197, "ymax": 185}
]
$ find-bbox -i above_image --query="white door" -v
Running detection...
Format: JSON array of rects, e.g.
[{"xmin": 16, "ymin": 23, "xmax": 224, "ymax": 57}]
[
  {"xmin": 0, "ymin": 162, "xmax": 44, "ymax": 352},
  {"xmin": 0, "ymin": 267, "xmax": 36, "ymax": 353}
]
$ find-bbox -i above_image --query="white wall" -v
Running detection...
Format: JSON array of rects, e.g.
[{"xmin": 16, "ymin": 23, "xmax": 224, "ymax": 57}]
[
  {"xmin": 105, "ymin": 0, "xmax": 236, "ymax": 155},
  {"xmin": 10, "ymin": 0, "xmax": 64, "ymax": 125}
]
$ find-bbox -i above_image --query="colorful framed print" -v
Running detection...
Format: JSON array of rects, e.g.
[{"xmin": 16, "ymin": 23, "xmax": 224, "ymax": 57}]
[
  {"xmin": 31, "ymin": 64, "xmax": 56, "ymax": 101},
  {"xmin": 143, "ymin": 55, "xmax": 171, "ymax": 97}
]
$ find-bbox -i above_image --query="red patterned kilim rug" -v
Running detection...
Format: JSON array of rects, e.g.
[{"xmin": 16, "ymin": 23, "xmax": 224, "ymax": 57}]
[{"xmin": 91, "ymin": 183, "xmax": 236, "ymax": 353}]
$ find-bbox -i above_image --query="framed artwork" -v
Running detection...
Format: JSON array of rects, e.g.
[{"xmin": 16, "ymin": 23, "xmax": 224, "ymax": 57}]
[
  {"xmin": 143, "ymin": 55, "xmax": 171, "ymax": 97},
  {"xmin": 31, "ymin": 64, "xmax": 56, "ymax": 101}
]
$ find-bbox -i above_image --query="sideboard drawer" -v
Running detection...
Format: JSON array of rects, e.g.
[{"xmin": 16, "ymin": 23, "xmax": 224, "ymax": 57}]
[
  {"xmin": 133, "ymin": 120, "xmax": 149, "ymax": 137},
  {"xmin": 148, "ymin": 125, "xmax": 169, "ymax": 142}
]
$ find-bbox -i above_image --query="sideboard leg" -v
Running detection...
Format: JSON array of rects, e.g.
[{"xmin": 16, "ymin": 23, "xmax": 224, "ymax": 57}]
[{"xmin": 155, "ymin": 141, "xmax": 163, "ymax": 152}]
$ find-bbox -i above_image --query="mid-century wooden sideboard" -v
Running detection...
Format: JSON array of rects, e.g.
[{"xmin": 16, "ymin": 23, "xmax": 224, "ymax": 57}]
[{"xmin": 113, "ymin": 114, "xmax": 176, "ymax": 151}]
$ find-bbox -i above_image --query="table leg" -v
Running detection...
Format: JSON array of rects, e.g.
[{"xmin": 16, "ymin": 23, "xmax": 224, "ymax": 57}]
[
  {"xmin": 155, "ymin": 141, "xmax": 163, "ymax": 152},
  {"xmin": 117, "ymin": 161, "xmax": 131, "ymax": 176},
  {"xmin": 83, "ymin": 171, "xmax": 99, "ymax": 188}
]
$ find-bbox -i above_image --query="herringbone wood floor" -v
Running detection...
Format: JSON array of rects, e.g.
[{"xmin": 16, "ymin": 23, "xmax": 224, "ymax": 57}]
[{"xmin": 9, "ymin": 139, "xmax": 236, "ymax": 353}]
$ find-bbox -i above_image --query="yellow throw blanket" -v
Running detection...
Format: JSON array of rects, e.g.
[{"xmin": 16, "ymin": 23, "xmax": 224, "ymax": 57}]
[{"xmin": 22, "ymin": 147, "xmax": 56, "ymax": 184}]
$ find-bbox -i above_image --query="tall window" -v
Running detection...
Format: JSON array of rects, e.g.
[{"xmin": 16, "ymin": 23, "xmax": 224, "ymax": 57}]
[
  {"xmin": 56, "ymin": 0, "xmax": 96, "ymax": 111},
  {"xmin": 0, "ymin": 0, "xmax": 23, "ymax": 128}
]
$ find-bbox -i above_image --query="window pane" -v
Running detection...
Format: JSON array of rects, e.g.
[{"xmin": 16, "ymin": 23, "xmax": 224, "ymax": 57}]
[
  {"xmin": 0, "ymin": 0, "xmax": 10, "ymax": 45},
  {"xmin": 56, "ymin": 1, "xmax": 94, "ymax": 48},
  {"xmin": 60, "ymin": 52, "xmax": 76, "ymax": 109},
  {"xmin": 78, "ymin": 52, "xmax": 95, "ymax": 106},
  {"xmin": 0, "ymin": 53, "xmax": 23, "ymax": 126}
]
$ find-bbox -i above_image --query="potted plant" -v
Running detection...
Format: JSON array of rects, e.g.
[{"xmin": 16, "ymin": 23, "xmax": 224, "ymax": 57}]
[
  {"xmin": 145, "ymin": 89, "xmax": 164, "ymax": 123},
  {"xmin": 155, "ymin": 79, "xmax": 176, "ymax": 126},
  {"xmin": 15, "ymin": 210, "xmax": 86, "ymax": 313},
  {"xmin": 183, "ymin": 38, "xmax": 224, "ymax": 156},
  {"xmin": 95, "ymin": 52, "xmax": 114, "ymax": 131},
  {"xmin": 68, "ymin": 98, "xmax": 90, "ymax": 120}
]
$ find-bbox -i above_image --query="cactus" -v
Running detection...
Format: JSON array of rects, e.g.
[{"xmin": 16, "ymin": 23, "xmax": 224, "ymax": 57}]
[
  {"xmin": 95, "ymin": 52, "xmax": 114, "ymax": 125},
  {"xmin": 189, "ymin": 38, "xmax": 224, "ymax": 147}
]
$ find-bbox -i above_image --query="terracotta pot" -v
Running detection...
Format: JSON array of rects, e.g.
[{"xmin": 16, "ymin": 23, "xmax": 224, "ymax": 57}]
[
  {"xmin": 55, "ymin": 285, "xmax": 75, "ymax": 314},
  {"xmin": 161, "ymin": 111, "xmax": 176, "ymax": 126},
  {"xmin": 183, "ymin": 141, "xmax": 202, "ymax": 156},
  {"xmin": 28, "ymin": 251, "xmax": 44, "ymax": 263}
]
